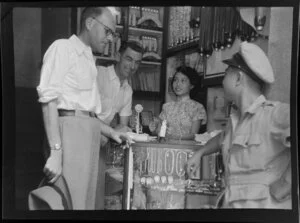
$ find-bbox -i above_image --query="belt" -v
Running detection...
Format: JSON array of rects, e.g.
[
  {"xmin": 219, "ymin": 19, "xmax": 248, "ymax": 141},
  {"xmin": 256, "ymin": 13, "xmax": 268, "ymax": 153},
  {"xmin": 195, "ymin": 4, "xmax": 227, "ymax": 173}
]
[{"xmin": 58, "ymin": 109, "xmax": 97, "ymax": 118}]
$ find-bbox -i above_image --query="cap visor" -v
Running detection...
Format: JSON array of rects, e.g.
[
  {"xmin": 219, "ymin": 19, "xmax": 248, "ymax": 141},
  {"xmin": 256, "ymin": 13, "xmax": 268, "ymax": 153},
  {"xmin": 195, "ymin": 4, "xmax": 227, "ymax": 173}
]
[{"xmin": 222, "ymin": 58, "xmax": 240, "ymax": 68}]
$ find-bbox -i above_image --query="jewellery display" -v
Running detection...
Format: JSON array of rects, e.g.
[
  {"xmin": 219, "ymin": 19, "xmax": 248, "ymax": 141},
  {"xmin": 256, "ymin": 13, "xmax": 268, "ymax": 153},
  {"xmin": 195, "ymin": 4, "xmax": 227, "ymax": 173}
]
[{"xmin": 168, "ymin": 7, "xmax": 259, "ymax": 56}]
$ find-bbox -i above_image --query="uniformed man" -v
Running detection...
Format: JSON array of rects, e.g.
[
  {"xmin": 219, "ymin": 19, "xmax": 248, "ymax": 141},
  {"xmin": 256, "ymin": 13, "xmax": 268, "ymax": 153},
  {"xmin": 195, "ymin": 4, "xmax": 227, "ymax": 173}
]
[{"xmin": 187, "ymin": 42, "xmax": 291, "ymax": 209}]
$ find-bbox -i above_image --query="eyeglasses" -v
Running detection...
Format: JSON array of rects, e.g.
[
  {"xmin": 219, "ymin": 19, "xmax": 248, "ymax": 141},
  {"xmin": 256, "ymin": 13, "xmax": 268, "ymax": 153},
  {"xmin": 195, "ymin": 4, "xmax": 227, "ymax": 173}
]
[{"xmin": 92, "ymin": 17, "xmax": 116, "ymax": 38}]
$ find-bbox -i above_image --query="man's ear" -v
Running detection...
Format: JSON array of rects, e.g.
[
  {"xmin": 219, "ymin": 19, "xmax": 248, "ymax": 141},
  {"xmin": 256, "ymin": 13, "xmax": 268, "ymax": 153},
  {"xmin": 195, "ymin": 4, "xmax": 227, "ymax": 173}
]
[
  {"xmin": 190, "ymin": 84, "xmax": 195, "ymax": 90},
  {"xmin": 236, "ymin": 71, "xmax": 244, "ymax": 86},
  {"xmin": 85, "ymin": 17, "xmax": 94, "ymax": 31}
]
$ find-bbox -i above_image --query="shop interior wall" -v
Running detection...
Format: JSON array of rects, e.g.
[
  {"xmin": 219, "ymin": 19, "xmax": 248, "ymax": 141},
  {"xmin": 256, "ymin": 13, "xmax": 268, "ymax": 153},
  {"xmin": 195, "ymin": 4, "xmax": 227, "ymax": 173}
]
[
  {"xmin": 266, "ymin": 7, "xmax": 293, "ymax": 104},
  {"xmin": 13, "ymin": 7, "xmax": 71, "ymax": 210}
]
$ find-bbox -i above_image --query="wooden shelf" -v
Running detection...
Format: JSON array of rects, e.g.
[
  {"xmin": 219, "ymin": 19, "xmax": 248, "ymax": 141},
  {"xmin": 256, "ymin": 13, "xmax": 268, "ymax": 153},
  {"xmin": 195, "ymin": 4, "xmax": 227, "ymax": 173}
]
[
  {"xmin": 166, "ymin": 38, "xmax": 200, "ymax": 57},
  {"xmin": 95, "ymin": 56, "xmax": 116, "ymax": 61},
  {"xmin": 129, "ymin": 26, "xmax": 163, "ymax": 35},
  {"xmin": 95, "ymin": 58, "xmax": 161, "ymax": 66},
  {"xmin": 95, "ymin": 56, "xmax": 116, "ymax": 66},
  {"xmin": 141, "ymin": 60, "xmax": 161, "ymax": 65},
  {"xmin": 133, "ymin": 91, "xmax": 161, "ymax": 99}
]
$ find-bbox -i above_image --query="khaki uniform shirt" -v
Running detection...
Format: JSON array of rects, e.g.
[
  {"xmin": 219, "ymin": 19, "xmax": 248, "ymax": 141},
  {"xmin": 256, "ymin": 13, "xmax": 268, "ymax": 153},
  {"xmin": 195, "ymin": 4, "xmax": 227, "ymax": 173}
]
[{"xmin": 221, "ymin": 95, "xmax": 291, "ymax": 208}]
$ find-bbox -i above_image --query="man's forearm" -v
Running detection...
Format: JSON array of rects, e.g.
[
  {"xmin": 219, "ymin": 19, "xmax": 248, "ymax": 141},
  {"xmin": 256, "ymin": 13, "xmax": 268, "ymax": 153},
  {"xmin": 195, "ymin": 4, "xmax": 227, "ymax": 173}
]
[
  {"xmin": 42, "ymin": 100, "xmax": 61, "ymax": 148},
  {"xmin": 119, "ymin": 115, "xmax": 129, "ymax": 127},
  {"xmin": 97, "ymin": 118, "xmax": 115, "ymax": 138},
  {"xmin": 199, "ymin": 133, "xmax": 222, "ymax": 157}
]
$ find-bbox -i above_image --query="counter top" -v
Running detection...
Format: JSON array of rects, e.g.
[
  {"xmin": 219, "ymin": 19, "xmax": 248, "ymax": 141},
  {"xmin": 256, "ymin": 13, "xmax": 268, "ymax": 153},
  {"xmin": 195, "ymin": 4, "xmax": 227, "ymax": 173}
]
[{"xmin": 131, "ymin": 139, "xmax": 203, "ymax": 149}]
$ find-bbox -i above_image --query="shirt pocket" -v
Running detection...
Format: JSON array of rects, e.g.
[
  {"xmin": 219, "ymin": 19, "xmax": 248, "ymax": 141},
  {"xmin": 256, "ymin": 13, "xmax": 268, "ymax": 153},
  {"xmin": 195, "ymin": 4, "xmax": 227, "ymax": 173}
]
[
  {"xmin": 230, "ymin": 133, "xmax": 264, "ymax": 170},
  {"xmin": 232, "ymin": 133, "xmax": 261, "ymax": 148},
  {"xmin": 226, "ymin": 184, "xmax": 269, "ymax": 204}
]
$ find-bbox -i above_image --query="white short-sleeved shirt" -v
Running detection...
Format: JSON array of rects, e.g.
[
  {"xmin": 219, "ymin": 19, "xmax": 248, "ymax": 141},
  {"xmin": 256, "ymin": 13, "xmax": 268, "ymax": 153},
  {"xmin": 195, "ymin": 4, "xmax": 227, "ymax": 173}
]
[
  {"xmin": 37, "ymin": 35, "xmax": 102, "ymax": 114},
  {"xmin": 97, "ymin": 65, "xmax": 133, "ymax": 124}
]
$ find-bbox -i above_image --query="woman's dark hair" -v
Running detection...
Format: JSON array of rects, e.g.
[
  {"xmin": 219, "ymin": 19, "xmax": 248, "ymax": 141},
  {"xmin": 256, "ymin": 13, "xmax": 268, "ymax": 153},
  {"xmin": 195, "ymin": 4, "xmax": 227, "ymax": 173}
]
[
  {"xmin": 171, "ymin": 66, "xmax": 202, "ymax": 99},
  {"xmin": 171, "ymin": 66, "xmax": 201, "ymax": 87}
]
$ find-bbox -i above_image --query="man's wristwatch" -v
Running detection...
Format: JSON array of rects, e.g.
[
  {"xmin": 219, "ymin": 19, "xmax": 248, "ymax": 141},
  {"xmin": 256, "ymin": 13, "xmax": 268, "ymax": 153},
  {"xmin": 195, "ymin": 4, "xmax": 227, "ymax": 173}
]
[{"xmin": 51, "ymin": 143, "xmax": 62, "ymax": 151}]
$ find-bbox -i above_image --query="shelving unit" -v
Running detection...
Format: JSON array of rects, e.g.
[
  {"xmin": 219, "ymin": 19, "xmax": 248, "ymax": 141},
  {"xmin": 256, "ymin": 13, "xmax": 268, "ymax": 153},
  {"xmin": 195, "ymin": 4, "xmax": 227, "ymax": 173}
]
[
  {"xmin": 129, "ymin": 26, "xmax": 163, "ymax": 35},
  {"xmin": 166, "ymin": 38, "xmax": 199, "ymax": 57},
  {"xmin": 141, "ymin": 60, "xmax": 161, "ymax": 65}
]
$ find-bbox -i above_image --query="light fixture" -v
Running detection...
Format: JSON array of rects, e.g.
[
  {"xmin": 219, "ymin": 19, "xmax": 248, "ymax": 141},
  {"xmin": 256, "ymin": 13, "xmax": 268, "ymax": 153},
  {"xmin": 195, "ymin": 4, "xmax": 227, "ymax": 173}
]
[{"xmin": 254, "ymin": 7, "xmax": 266, "ymax": 31}]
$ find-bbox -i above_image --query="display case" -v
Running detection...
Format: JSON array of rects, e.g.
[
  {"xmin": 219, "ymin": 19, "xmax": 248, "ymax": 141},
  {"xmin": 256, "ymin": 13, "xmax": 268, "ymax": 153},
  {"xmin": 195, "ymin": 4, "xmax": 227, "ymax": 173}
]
[{"xmin": 119, "ymin": 141, "xmax": 224, "ymax": 210}]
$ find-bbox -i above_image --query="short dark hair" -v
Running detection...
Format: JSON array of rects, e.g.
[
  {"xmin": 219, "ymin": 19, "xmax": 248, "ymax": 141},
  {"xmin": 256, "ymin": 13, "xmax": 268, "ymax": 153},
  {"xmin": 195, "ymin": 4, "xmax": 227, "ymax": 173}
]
[
  {"xmin": 80, "ymin": 7, "xmax": 105, "ymax": 32},
  {"xmin": 119, "ymin": 40, "xmax": 144, "ymax": 55},
  {"xmin": 172, "ymin": 66, "xmax": 200, "ymax": 86}
]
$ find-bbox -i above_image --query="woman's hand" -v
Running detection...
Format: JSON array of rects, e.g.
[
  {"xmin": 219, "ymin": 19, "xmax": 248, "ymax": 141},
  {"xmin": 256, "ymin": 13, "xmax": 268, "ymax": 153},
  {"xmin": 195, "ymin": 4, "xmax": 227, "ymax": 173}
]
[
  {"xmin": 148, "ymin": 121, "xmax": 157, "ymax": 133},
  {"xmin": 186, "ymin": 150, "xmax": 203, "ymax": 178},
  {"xmin": 149, "ymin": 117, "xmax": 160, "ymax": 133},
  {"xmin": 43, "ymin": 150, "xmax": 62, "ymax": 184}
]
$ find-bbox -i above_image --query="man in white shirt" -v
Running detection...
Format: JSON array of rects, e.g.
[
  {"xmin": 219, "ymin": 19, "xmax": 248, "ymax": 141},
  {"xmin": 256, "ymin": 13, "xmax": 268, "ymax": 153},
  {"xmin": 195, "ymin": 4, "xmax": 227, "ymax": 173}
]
[
  {"xmin": 95, "ymin": 40, "xmax": 144, "ymax": 209},
  {"xmin": 97, "ymin": 40, "xmax": 144, "ymax": 131},
  {"xmin": 35, "ymin": 7, "xmax": 131, "ymax": 210}
]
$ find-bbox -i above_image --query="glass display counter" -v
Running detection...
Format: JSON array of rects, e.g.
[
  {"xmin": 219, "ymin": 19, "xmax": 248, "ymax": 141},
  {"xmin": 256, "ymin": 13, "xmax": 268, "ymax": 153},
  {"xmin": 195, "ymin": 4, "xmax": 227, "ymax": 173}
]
[{"xmin": 105, "ymin": 140, "xmax": 224, "ymax": 210}]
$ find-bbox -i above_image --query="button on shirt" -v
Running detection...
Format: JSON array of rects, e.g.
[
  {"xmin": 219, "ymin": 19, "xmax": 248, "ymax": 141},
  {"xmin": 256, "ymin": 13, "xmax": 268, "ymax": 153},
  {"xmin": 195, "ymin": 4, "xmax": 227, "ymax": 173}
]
[
  {"xmin": 220, "ymin": 95, "xmax": 291, "ymax": 207},
  {"xmin": 96, "ymin": 65, "xmax": 133, "ymax": 125},
  {"xmin": 37, "ymin": 35, "xmax": 102, "ymax": 114}
]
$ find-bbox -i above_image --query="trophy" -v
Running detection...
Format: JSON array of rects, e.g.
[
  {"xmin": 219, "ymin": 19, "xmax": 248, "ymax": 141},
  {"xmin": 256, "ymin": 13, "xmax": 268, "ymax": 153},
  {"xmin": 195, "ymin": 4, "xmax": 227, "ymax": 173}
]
[{"xmin": 135, "ymin": 104, "xmax": 143, "ymax": 134}]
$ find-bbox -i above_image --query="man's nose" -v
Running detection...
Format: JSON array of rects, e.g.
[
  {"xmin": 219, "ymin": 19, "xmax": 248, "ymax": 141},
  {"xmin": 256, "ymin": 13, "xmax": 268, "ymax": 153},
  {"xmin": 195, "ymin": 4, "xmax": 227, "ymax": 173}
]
[{"xmin": 130, "ymin": 62, "xmax": 136, "ymax": 70}]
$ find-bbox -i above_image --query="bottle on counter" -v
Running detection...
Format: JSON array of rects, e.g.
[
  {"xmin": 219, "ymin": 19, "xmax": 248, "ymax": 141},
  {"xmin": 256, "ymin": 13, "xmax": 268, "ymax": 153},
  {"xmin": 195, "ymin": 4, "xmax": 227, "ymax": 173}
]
[{"xmin": 158, "ymin": 119, "xmax": 167, "ymax": 142}]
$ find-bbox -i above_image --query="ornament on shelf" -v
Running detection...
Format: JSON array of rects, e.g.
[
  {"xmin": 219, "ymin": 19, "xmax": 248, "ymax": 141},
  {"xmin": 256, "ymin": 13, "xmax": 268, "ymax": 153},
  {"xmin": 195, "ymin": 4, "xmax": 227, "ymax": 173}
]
[{"xmin": 135, "ymin": 104, "xmax": 143, "ymax": 134}]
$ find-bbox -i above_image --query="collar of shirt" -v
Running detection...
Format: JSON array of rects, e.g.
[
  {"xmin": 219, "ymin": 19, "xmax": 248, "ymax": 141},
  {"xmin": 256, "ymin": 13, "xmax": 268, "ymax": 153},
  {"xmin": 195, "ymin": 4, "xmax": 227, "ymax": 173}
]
[
  {"xmin": 231, "ymin": 95, "xmax": 267, "ymax": 119},
  {"xmin": 230, "ymin": 95, "xmax": 267, "ymax": 132},
  {"xmin": 69, "ymin": 34, "xmax": 94, "ymax": 60},
  {"xmin": 108, "ymin": 65, "xmax": 130, "ymax": 89},
  {"xmin": 246, "ymin": 95, "xmax": 267, "ymax": 114}
]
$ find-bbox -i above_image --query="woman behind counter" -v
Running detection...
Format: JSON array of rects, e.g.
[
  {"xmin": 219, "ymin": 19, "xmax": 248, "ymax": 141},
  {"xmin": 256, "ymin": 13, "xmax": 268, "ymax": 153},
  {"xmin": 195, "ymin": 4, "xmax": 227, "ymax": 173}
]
[{"xmin": 150, "ymin": 66, "xmax": 207, "ymax": 140}]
